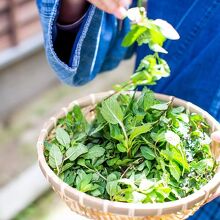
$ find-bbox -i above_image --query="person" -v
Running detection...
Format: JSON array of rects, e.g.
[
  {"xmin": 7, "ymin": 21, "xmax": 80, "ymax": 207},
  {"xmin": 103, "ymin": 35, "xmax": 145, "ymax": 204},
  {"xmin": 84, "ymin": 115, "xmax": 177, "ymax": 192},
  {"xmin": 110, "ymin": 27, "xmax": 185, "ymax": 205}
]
[{"xmin": 36, "ymin": 0, "xmax": 220, "ymax": 219}]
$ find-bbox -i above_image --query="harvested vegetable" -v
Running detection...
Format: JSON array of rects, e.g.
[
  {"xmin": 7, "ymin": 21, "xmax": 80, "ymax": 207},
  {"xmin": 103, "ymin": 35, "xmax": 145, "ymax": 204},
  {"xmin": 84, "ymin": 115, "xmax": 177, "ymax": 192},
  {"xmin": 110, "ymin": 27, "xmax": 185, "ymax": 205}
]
[
  {"xmin": 44, "ymin": 89, "xmax": 217, "ymax": 203},
  {"xmin": 44, "ymin": 4, "xmax": 217, "ymax": 204}
]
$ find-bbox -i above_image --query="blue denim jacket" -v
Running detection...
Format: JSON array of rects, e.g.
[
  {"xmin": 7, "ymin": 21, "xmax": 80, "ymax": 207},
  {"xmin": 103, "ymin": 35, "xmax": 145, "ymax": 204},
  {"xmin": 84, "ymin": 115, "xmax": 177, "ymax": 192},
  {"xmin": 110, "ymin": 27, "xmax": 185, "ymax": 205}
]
[{"xmin": 36, "ymin": 0, "xmax": 220, "ymax": 219}]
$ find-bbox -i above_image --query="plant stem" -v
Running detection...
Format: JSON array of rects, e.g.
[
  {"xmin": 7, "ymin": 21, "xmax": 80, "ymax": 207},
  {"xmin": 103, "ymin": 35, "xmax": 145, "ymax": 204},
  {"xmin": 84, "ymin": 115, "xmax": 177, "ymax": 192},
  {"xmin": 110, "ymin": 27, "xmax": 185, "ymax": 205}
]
[
  {"xmin": 85, "ymin": 165, "xmax": 107, "ymax": 181},
  {"xmin": 121, "ymin": 165, "xmax": 133, "ymax": 179},
  {"xmin": 138, "ymin": 0, "xmax": 143, "ymax": 7},
  {"xmin": 89, "ymin": 81, "xmax": 134, "ymax": 113},
  {"xmin": 119, "ymin": 121, "xmax": 129, "ymax": 147},
  {"xmin": 121, "ymin": 158, "xmax": 143, "ymax": 178}
]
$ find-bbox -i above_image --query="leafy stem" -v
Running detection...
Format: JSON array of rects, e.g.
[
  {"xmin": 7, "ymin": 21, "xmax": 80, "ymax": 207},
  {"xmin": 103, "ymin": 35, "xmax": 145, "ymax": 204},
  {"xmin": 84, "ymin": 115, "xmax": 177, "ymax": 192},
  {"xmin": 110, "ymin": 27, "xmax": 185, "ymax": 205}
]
[
  {"xmin": 119, "ymin": 121, "xmax": 129, "ymax": 148},
  {"xmin": 138, "ymin": 0, "xmax": 143, "ymax": 7},
  {"xmin": 115, "ymin": 6, "xmax": 179, "ymax": 92},
  {"xmin": 85, "ymin": 164, "xmax": 107, "ymax": 181},
  {"xmin": 89, "ymin": 81, "xmax": 134, "ymax": 113},
  {"xmin": 121, "ymin": 158, "xmax": 143, "ymax": 178},
  {"xmin": 44, "ymin": 5, "xmax": 216, "ymax": 205}
]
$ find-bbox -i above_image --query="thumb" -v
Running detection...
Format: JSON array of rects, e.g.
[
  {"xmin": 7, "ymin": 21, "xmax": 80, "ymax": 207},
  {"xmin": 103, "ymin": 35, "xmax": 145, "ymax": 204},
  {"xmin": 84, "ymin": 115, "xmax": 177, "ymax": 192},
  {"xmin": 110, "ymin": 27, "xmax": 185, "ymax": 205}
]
[
  {"xmin": 207, "ymin": 186, "xmax": 220, "ymax": 203},
  {"xmin": 211, "ymin": 131, "xmax": 220, "ymax": 143}
]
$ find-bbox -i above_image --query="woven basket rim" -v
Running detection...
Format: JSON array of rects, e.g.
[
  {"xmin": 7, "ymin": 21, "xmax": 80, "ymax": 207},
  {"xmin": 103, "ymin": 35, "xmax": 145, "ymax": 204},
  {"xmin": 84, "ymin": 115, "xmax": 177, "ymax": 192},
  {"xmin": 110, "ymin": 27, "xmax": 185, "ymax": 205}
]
[{"xmin": 37, "ymin": 91, "xmax": 220, "ymax": 216}]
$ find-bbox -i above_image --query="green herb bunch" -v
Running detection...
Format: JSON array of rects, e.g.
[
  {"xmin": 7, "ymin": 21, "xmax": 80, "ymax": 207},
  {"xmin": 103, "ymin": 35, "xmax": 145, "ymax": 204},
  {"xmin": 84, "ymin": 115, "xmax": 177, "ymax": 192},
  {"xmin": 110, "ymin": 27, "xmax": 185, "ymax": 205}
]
[
  {"xmin": 44, "ymin": 89, "xmax": 216, "ymax": 203},
  {"xmin": 44, "ymin": 3, "xmax": 217, "ymax": 204},
  {"xmin": 114, "ymin": 6, "xmax": 180, "ymax": 92}
]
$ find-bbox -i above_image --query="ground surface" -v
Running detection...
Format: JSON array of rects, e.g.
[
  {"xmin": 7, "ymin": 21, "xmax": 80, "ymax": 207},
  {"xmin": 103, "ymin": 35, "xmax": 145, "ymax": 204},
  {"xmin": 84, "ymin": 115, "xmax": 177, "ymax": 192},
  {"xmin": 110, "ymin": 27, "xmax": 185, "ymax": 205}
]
[{"xmin": 14, "ymin": 191, "xmax": 88, "ymax": 220}]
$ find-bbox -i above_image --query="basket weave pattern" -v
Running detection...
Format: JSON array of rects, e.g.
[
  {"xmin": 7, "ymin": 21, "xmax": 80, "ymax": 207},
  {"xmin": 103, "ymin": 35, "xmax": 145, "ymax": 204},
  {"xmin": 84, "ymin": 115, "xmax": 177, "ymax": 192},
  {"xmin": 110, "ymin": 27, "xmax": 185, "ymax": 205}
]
[{"xmin": 37, "ymin": 91, "xmax": 220, "ymax": 220}]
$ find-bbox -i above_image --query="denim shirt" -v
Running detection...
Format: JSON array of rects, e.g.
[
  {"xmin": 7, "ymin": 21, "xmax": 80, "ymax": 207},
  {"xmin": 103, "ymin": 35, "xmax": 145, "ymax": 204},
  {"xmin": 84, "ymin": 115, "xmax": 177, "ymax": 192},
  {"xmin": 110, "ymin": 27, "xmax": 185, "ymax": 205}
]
[
  {"xmin": 36, "ymin": 1, "xmax": 220, "ymax": 219},
  {"xmin": 146, "ymin": 0, "xmax": 220, "ymax": 122}
]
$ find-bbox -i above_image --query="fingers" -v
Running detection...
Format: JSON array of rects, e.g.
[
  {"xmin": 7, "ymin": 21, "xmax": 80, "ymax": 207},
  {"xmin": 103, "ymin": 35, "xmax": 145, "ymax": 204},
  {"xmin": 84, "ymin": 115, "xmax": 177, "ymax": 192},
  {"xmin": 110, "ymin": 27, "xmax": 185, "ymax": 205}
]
[
  {"xmin": 87, "ymin": 0, "xmax": 131, "ymax": 19},
  {"xmin": 118, "ymin": 0, "xmax": 132, "ymax": 8},
  {"xmin": 113, "ymin": 7, "xmax": 127, "ymax": 19},
  {"xmin": 211, "ymin": 131, "xmax": 220, "ymax": 143}
]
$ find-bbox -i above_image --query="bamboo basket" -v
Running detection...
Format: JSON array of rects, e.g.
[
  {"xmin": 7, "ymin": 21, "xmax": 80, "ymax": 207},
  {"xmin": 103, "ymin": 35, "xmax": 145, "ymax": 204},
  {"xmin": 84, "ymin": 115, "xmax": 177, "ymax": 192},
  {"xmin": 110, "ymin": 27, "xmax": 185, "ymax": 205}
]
[{"xmin": 37, "ymin": 91, "xmax": 220, "ymax": 220}]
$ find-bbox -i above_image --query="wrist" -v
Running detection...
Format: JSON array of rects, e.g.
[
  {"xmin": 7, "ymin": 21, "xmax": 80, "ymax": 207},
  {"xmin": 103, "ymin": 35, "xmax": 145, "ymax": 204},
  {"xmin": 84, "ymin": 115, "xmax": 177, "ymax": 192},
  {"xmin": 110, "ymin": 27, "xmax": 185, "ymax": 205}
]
[{"xmin": 58, "ymin": 0, "xmax": 89, "ymax": 25}]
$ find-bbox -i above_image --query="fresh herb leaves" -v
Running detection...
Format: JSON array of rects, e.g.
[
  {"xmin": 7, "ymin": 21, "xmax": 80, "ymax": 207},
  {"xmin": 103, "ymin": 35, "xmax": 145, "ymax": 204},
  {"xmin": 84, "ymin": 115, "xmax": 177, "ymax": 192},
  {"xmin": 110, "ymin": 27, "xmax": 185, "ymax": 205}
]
[
  {"xmin": 44, "ymin": 4, "xmax": 216, "ymax": 205},
  {"xmin": 45, "ymin": 89, "xmax": 216, "ymax": 203},
  {"xmin": 114, "ymin": 7, "xmax": 179, "ymax": 92}
]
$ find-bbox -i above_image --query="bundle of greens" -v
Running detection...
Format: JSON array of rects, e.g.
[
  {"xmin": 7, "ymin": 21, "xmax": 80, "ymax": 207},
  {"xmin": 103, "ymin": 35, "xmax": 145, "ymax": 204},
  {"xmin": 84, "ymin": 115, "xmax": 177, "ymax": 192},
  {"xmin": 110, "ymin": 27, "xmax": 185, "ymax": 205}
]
[
  {"xmin": 114, "ymin": 6, "xmax": 180, "ymax": 92},
  {"xmin": 44, "ymin": 89, "xmax": 216, "ymax": 203},
  {"xmin": 44, "ymin": 4, "xmax": 217, "ymax": 204}
]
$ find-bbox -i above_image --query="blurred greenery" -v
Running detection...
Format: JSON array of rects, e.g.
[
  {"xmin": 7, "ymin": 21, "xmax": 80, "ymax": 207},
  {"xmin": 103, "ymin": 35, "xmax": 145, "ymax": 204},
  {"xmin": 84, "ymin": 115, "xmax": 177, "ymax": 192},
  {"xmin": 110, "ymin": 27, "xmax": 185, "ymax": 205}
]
[{"xmin": 14, "ymin": 191, "xmax": 53, "ymax": 220}]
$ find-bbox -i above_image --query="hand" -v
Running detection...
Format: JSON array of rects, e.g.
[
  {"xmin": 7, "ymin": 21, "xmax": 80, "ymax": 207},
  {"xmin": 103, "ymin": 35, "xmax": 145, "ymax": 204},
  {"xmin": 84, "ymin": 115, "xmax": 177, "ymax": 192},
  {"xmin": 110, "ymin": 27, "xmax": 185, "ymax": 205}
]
[
  {"xmin": 59, "ymin": 0, "xmax": 132, "ymax": 25},
  {"xmin": 211, "ymin": 131, "xmax": 220, "ymax": 142},
  {"xmin": 87, "ymin": 0, "xmax": 132, "ymax": 19},
  {"xmin": 207, "ymin": 131, "xmax": 220, "ymax": 202}
]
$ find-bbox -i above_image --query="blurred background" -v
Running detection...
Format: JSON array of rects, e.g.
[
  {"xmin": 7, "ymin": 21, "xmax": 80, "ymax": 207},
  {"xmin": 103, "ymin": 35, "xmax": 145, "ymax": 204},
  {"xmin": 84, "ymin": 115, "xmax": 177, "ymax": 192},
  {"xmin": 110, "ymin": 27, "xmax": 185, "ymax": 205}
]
[{"xmin": 0, "ymin": 0, "xmax": 134, "ymax": 219}]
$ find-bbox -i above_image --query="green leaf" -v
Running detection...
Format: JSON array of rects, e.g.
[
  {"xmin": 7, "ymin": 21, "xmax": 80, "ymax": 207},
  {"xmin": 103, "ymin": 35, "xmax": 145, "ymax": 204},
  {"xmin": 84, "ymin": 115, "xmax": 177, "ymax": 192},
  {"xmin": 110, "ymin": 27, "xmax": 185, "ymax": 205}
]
[
  {"xmin": 77, "ymin": 158, "xmax": 87, "ymax": 167},
  {"xmin": 169, "ymin": 161, "xmax": 181, "ymax": 182},
  {"xmin": 100, "ymin": 96, "xmax": 123, "ymax": 125},
  {"xmin": 137, "ymin": 30, "xmax": 151, "ymax": 46},
  {"xmin": 131, "ymin": 71, "xmax": 150, "ymax": 85},
  {"xmin": 151, "ymin": 103, "xmax": 168, "ymax": 110},
  {"xmin": 49, "ymin": 144, "xmax": 63, "ymax": 170},
  {"xmin": 155, "ymin": 186, "xmax": 171, "ymax": 201},
  {"xmin": 148, "ymin": 23, "xmax": 166, "ymax": 46},
  {"xmin": 132, "ymin": 191, "xmax": 146, "ymax": 203},
  {"xmin": 106, "ymin": 180, "xmax": 120, "ymax": 199},
  {"xmin": 139, "ymin": 179, "xmax": 154, "ymax": 191},
  {"xmin": 122, "ymin": 25, "xmax": 147, "ymax": 47},
  {"xmin": 161, "ymin": 147, "xmax": 189, "ymax": 171},
  {"xmin": 66, "ymin": 143, "xmax": 88, "ymax": 161},
  {"xmin": 150, "ymin": 131, "xmax": 166, "ymax": 142},
  {"xmin": 165, "ymin": 130, "xmax": 180, "ymax": 146},
  {"xmin": 61, "ymin": 163, "xmax": 74, "ymax": 173},
  {"xmin": 85, "ymin": 145, "xmax": 105, "ymax": 159},
  {"xmin": 90, "ymin": 189, "xmax": 102, "ymax": 197},
  {"xmin": 75, "ymin": 170, "xmax": 93, "ymax": 192},
  {"xmin": 142, "ymin": 89, "xmax": 156, "ymax": 110},
  {"xmin": 107, "ymin": 158, "xmax": 119, "ymax": 166},
  {"xmin": 149, "ymin": 43, "xmax": 168, "ymax": 54},
  {"xmin": 118, "ymin": 178, "xmax": 137, "ymax": 189},
  {"xmin": 129, "ymin": 123, "xmax": 153, "ymax": 143},
  {"xmin": 136, "ymin": 56, "xmax": 152, "ymax": 72},
  {"xmin": 117, "ymin": 143, "xmax": 127, "ymax": 153},
  {"xmin": 137, "ymin": 162, "xmax": 145, "ymax": 171},
  {"xmin": 72, "ymin": 105, "xmax": 89, "ymax": 133},
  {"xmin": 153, "ymin": 19, "xmax": 180, "ymax": 40},
  {"xmin": 145, "ymin": 160, "xmax": 152, "ymax": 170},
  {"xmin": 44, "ymin": 141, "xmax": 53, "ymax": 151},
  {"xmin": 191, "ymin": 159, "xmax": 214, "ymax": 174},
  {"xmin": 63, "ymin": 171, "xmax": 75, "ymax": 185},
  {"xmin": 110, "ymin": 124, "xmax": 124, "ymax": 142},
  {"xmin": 171, "ymin": 106, "xmax": 185, "ymax": 114},
  {"xmin": 81, "ymin": 183, "xmax": 99, "ymax": 193},
  {"xmin": 56, "ymin": 127, "xmax": 70, "ymax": 147},
  {"xmin": 107, "ymin": 172, "xmax": 120, "ymax": 182},
  {"xmin": 140, "ymin": 146, "xmax": 156, "ymax": 160},
  {"xmin": 106, "ymin": 172, "xmax": 121, "ymax": 199},
  {"xmin": 116, "ymin": 158, "xmax": 133, "ymax": 166},
  {"xmin": 89, "ymin": 123, "xmax": 106, "ymax": 136}
]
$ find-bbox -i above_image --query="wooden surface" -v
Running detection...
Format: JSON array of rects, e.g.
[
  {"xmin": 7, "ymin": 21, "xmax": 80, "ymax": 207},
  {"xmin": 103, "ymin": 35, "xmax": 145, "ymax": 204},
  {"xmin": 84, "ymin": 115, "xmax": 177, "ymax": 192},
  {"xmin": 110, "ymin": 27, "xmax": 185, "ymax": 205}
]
[{"xmin": 0, "ymin": 0, "xmax": 41, "ymax": 51}]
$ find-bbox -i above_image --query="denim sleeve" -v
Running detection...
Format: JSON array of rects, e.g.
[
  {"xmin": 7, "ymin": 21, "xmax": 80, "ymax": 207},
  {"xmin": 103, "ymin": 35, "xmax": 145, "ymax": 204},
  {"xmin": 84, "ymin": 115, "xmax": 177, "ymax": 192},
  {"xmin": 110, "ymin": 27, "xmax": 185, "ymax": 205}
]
[{"xmin": 36, "ymin": 0, "xmax": 135, "ymax": 86}]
